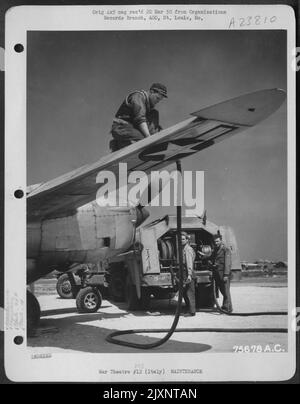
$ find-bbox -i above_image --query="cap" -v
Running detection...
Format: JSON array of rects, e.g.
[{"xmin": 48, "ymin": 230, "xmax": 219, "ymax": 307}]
[
  {"xmin": 150, "ymin": 83, "xmax": 168, "ymax": 98},
  {"xmin": 213, "ymin": 233, "xmax": 222, "ymax": 240}
]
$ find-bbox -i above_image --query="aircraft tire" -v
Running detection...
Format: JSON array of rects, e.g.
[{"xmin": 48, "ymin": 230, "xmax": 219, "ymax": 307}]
[
  {"xmin": 76, "ymin": 287, "xmax": 102, "ymax": 313},
  {"xmin": 27, "ymin": 290, "xmax": 41, "ymax": 336}
]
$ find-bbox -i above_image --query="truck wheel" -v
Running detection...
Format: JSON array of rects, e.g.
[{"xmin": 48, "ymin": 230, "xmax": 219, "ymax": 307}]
[
  {"xmin": 27, "ymin": 290, "xmax": 41, "ymax": 335},
  {"xmin": 56, "ymin": 273, "xmax": 73, "ymax": 299},
  {"xmin": 195, "ymin": 284, "xmax": 214, "ymax": 308},
  {"xmin": 109, "ymin": 270, "xmax": 126, "ymax": 302},
  {"xmin": 125, "ymin": 278, "xmax": 151, "ymax": 311},
  {"xmin": 76, "ymin": 287, "xmax": 102, "ymax": 313},
  {"xmin": 153, "ymin": 290, "xmax": 176, "ymax": 300},
  {"xmin": 140, "ymin": 289, "xmax": 151, "ymax": 310},
  {"xmin": 56, "ymin": 273, "xmax": 80, "ymax": 299}
]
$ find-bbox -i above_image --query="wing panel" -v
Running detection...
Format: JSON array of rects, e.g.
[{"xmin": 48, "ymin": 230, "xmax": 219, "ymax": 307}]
[{"xmin": 27, "ymin": 89, "xmax": 286, "ymax": 220}]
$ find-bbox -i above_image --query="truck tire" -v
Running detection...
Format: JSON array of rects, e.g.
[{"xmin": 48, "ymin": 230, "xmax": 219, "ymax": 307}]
[
  {"xmin": 153, "ymin": 290, "xmax": 176, "ymax": 300},
  {"xmin": 125, "ymin": 274, "xmax": 151, "ymax": 311},
  {"xmin": 195, "ymin": 283, "xmax": 214, "ymax": 308},
  {"xmin": 109, "ymin": 270, "xmax": 126, "ymax": 302},
  {"xmin": 56, "ymin": 273, "xmax": 80, "ymax": 299},
  {"xmin": 140, "ymin": 289, "xmax": 151, "ymax": 310},
  {"xmin": 76, "ymin": 287, "xmax": 102, "ymax": 313},
  {"xmin": 27, "ymin": 290, "xmax": 41, "ymax": 335}
]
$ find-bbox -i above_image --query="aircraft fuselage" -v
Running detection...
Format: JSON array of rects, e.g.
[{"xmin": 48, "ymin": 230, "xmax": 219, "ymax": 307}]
[{"xmin": 27, "ymin": 202, "xmax": 149, "ymax": 283}]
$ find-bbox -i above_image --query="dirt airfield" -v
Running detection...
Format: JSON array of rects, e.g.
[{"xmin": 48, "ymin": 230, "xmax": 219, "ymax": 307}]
[{"xmin": 27, "ymin": 277, "xmax": 288, "ymax": 354}]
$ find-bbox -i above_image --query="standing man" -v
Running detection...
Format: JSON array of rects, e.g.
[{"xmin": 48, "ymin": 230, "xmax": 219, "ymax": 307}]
[
  {"xmin": 109, "ymin": 83, "xmax": 167, "ymax": 152},
  {"xmin": 181, "ymin": 232, "xmax": 196, "ymax": 316},
  {"xmin": 212, "ymin": 234, "xmax": 233, "ymax": 313}
]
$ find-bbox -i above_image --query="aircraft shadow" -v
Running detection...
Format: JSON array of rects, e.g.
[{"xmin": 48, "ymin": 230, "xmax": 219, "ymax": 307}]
[
  {"xmin": 41, "ymin": 305, "xmax": 111, "ymax": 317},
  {"xmin": 39, "ymin": 311, "xmax": 127, "ymax": 326}
]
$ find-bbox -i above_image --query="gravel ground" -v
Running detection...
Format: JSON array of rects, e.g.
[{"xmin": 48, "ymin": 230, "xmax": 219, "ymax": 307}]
[{"xmin": 28, "ymin": 280, "xmax": 288, "ymax": 354}]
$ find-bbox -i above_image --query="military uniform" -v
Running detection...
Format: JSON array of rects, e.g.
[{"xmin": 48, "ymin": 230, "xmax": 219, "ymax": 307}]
[
  {"xmin": 212, "ymin": 242, "xmax": 233, "ymax": 312},
  {"xmin": 182, "ymin": 243, "xmax": 196, "ymax": 315},
  {"xmin": 109, "ymin": 84, "xmax": 166, "ymax": 152}
]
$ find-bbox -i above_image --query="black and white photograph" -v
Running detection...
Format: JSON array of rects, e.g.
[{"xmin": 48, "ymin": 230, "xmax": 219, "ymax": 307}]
[{"xmin": 3, "ymin": 4, "xmax": 296, "ymax": 383}]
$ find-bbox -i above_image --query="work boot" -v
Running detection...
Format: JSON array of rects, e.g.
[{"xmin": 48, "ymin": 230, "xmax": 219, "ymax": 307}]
[{"xmin": 221, "ymin": 306, "xmax": 233, "ymax": 314}]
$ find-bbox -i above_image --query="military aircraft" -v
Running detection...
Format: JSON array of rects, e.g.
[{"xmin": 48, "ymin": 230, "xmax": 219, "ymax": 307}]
[{"xmin": 26, "ymin": 88, "xmax": 286, "ymax": 325}]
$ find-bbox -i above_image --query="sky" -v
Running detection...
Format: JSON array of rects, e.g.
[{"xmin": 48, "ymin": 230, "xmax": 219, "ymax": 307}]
[{"xmin": 27, "ymin": 30, "xmax": 287, "ymax": 261}]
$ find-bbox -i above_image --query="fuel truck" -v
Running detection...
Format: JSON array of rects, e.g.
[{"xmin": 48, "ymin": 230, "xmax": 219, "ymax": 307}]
[{"xmin": 57, "ymin": 214, "xmax": 241, "ymax": 312}]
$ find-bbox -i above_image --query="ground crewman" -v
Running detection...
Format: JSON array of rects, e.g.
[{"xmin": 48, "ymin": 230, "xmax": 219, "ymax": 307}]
[{"xmin": 109, "ymin": 83, "xmax": 167, "ymax": 152}]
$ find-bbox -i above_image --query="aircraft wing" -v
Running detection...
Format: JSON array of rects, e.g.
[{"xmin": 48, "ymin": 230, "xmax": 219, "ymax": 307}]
[{"xmin": 27, "ymin": 89, "xmax": 286, "ymax": 220}]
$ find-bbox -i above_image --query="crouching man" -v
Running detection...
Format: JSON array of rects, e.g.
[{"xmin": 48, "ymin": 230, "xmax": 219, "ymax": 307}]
[{"xmin": 109, "ymin": 83, "xmax": 167, "ymax": 152}]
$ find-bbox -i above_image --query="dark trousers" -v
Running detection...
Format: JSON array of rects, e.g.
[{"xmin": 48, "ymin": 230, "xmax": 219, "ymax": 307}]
[
  {"xmin": 110, "ymin": 122, "xmax": 144, "ymax": 152},
  {"xmin": 183, "ymin": 279, "xmax": 196, "ymax": 314},
  {"xmin": 214, "ymin": 271, "xmax": 233, "ymax": 312}
]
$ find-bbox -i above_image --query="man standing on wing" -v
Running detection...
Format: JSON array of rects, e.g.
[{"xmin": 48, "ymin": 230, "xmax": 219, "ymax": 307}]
[
  {"xmin": 212, "ymin": 234, "xmax": 233, "ymax": 313},
  {"xmin": 109, "ymin": 83, "xmax": 167, "ymax": 152}
]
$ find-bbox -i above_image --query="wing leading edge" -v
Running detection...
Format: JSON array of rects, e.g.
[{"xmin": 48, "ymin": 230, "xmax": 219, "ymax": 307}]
[{"xmin": 27, "ymin": 88, "xmax": 286, "ymax": 220}]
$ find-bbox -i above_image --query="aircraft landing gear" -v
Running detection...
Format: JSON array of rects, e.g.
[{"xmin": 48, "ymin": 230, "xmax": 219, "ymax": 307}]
[{"xmin": 27, "ymin": 290, "xmax": 41, "ymax": 336}]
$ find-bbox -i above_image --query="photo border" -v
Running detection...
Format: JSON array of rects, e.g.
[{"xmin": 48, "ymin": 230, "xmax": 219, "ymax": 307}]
[{"xmin": 2, "ymin": 2, "xmax": 298, "ymax": 383}]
